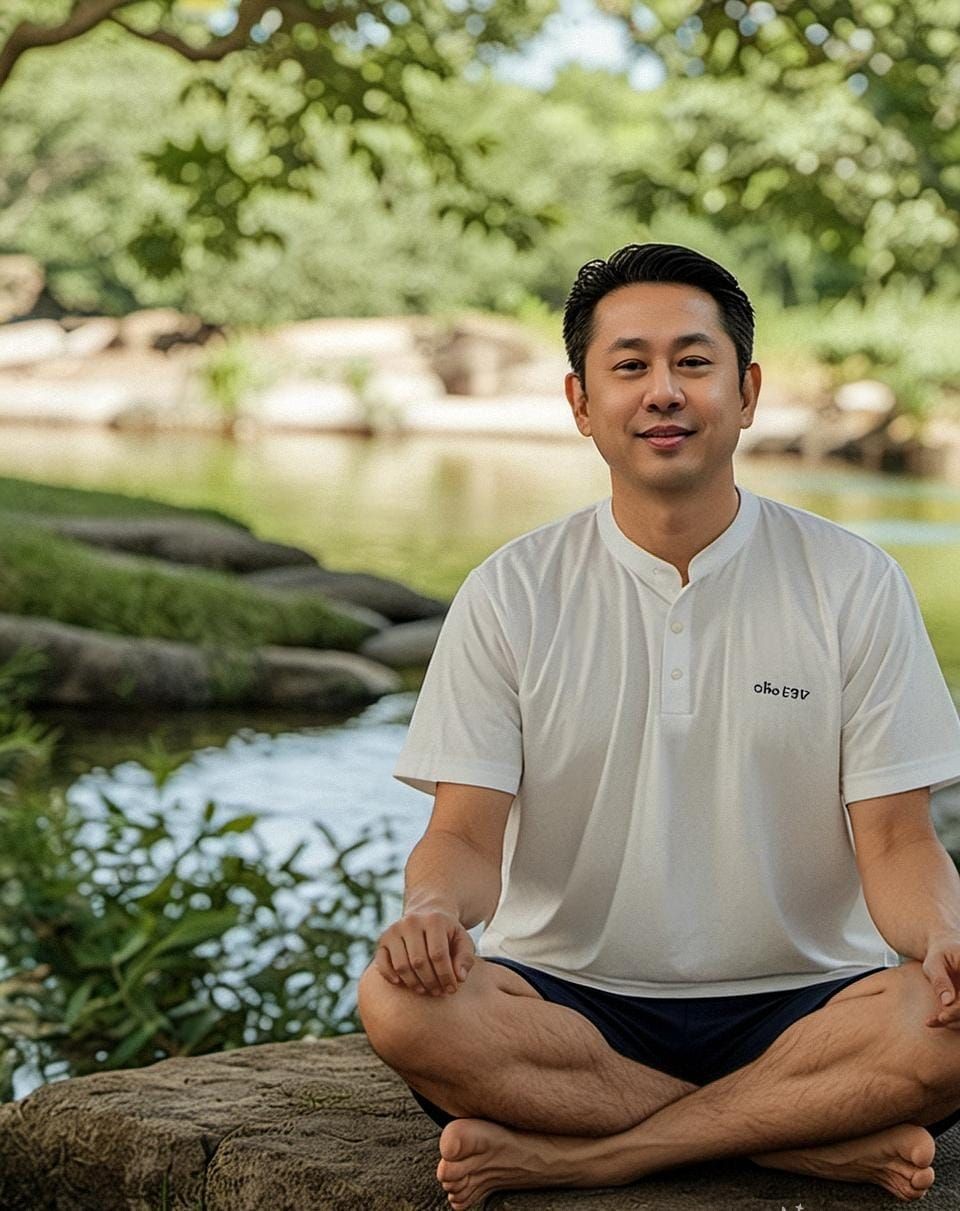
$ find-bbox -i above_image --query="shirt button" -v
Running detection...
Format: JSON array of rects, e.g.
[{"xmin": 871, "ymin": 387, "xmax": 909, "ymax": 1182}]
[
  {"xmin": 671, "ymin": 621, "xmax": 684, "ymax": 634},
  {"xmin": 671, "ymin": 668, "xmax": 683, "ymax": 680}
]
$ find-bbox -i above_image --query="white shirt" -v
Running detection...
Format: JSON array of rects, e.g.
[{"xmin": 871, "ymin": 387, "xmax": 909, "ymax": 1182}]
[{"xmin": 393, "ymin": 487, "xmax": 960, "ymax": 997}]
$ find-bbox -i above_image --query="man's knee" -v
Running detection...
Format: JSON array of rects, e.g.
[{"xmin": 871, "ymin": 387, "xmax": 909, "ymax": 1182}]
[
  {"xmin": 858, "ymin": 961, "xmax": 960, "ymax": 1098},
  {"xmin": 357, "ymin": 961, "xmax": 471, "ymax": 1073}
]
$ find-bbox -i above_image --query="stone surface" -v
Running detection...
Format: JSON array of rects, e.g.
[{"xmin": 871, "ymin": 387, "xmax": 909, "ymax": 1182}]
[
  {"xmin": 0, "ymin": 1032, "xmax": 957, "ymax": 1210},
  {"xmin": 15, "ymin": 514, "xmax": 317, "ymax": 573},
  {"xmin": 0, "ymin": 319, "xmax": 66, "ymax": 367},
  {"xmin": 243, "ymin": 565, "xmax": 448, "ymax": 623},
  {"xmin": 0, "ymin": 615, "xmax": 398, "ymax": 709},
  {"xmin": 359, "ymin": 616, "xmax": 444, "ymax": 667}
]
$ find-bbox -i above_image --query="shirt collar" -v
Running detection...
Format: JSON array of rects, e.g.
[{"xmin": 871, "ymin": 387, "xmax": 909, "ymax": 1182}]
[{"xmin": 595, "ymin": 486, "xmax": 760, "ymax": 595}]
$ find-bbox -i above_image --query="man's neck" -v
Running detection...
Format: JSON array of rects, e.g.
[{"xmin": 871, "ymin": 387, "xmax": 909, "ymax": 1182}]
[{"xmin": 609, "ymin": 477, "xmax": 741, "ymax": 586}]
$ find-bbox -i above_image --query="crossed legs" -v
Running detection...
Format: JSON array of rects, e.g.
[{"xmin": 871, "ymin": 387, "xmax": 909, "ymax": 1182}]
[{"xmin": 358, "ymin": 957, "xmax": 960, "ymax": 1206}]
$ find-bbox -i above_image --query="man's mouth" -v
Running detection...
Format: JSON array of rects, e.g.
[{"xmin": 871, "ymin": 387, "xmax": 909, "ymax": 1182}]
[{"xmin": 637, "ymin": 427, "xmax": 695, "ymax": 450}]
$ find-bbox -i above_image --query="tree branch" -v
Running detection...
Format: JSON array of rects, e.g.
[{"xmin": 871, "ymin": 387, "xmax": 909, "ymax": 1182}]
[
  {"xmin": 109, "ymin": 0, "xmax": 271, "ymax": 63},
  {"xmin": 108, "ymin": 0, "xmax": 347, "ymax": 64},
  {"xmin": 0, "ymin": 0, "xmax": 133, "ymax": 88}
]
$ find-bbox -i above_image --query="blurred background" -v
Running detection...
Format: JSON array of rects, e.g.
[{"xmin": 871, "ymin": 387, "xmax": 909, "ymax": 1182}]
[{"xmin": 1, "ymin": 0, "xmax": 959, "ymax": 1103}]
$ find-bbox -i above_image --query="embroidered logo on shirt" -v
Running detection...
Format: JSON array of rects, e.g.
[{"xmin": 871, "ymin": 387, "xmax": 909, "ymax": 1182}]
[{"xmin": 753, "ymin": 679, "xmax": 810, "ymax": 700}]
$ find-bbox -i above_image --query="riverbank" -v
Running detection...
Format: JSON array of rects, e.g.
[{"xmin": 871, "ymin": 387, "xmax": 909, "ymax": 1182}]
[
  {"xmin": 0, "ymin": 475, "xmax": 446, "ymax": 711},
  {"xmin": 3, "ymin": 310, "xmax": 959, "ymax": 479}
]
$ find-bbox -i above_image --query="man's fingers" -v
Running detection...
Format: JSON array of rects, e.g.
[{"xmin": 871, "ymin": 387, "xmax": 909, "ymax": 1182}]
[
  {"xmin": 424, "ymin": 927, "xmax": 460, "ymax": 993},
  {"xmin": 383, "ymin": 939, "xmax": 429, "ymax": 994}
]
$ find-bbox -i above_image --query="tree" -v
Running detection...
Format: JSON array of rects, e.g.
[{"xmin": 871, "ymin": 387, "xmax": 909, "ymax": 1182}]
[
  {"xmin": 604, "ymin": 0, "xmax": 960, "ymax": 299},
  {"xmin": 0, "ymin": 1, "xmax": 557, "ymax": 272}
]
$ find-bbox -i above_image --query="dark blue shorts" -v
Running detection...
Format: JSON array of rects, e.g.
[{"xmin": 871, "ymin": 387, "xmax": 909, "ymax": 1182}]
[{"xmin": 405, "ymin": 956, "xmax": 960, "ymax": 1139}]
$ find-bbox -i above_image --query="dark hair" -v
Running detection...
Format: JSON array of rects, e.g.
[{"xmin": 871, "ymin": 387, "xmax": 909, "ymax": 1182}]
[{"xmin": 562, "ymin": 243, "xmax": 755, "ymax": 389}]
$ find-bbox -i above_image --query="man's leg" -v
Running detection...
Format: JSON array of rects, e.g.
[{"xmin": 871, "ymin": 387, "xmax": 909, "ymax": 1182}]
[
  {"xmin": 431, "ymin": 960, "xmax": 957, "ymax": 1207},
  {"xmin": 357, "ymin": 957, "xmax": 700, "ymax": 1136}
]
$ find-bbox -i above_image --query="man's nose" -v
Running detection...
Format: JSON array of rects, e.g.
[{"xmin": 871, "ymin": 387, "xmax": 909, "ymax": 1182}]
[{"xmin": 643, "ymin": 365, "xmax": 684, "ymax": 408}]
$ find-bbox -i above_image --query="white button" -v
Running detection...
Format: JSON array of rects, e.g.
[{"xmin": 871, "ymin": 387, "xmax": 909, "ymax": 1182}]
[
  {"xmin": 671, "ymin": 621, "xmax": 684, "ymax": 634},
  {"xmin": 671, "ymin": 668, "xmax": 683, "ymax": 680}
]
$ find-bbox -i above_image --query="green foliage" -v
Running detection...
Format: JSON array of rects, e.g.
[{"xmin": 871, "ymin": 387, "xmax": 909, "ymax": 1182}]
[
  {"xmin": 196, "ymin": 332, "xmax": 274, "ymax": 421},
  {"xmin": 0, "ymin": 649, "xmax": 58, "ymax": 787},
  {"xmin": 0, "ymin": 739, "xmax": 403, "ymax": 1102},
  {"xmin": 0, "ymin": 0, "xmax": 558, "ymax": 276},
  {"xmin": 613, "ymin": 0, "xmax": 960, "ymax": 297},
  {"xmin": 0, "ymin": 515, "xmax": 374, "ymax": 651}
]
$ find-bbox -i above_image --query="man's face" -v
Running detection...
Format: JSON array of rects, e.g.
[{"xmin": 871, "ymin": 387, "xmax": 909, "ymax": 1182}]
[{"xmin": 564, "ymin": 281, "xmax": 761, "ymax": 498}]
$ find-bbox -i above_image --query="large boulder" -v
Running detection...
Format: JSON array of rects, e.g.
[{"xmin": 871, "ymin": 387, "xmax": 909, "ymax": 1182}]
[
  {"xmin": 359, "ymin": 617, "xmax": 444, "ymax": 668},
  {"xmin": 1, "ymin": 1032, "xmax": 956, "ymax": 1209},
  {"xmin": 0, "ymin": 616, "xmax": 399, "ymax": 709},
  {"xmin": 243, "ymin": 566, "xmax": 448, "ymax": 623}
]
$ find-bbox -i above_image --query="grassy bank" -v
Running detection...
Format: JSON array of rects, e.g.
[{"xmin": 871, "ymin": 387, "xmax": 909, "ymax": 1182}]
[
  {"xmin": 0, "ymin": 484, "xmax": 372, "ymax": 651},
  {"xmin": 0, "ymin": 475, "xmax": 244, "ymax": 527}
]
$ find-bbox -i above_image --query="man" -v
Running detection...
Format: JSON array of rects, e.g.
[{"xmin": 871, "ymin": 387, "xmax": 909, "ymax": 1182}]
[{"xmin": 357, "ymin": 243, "xmax": 960, "ymax": 1208}]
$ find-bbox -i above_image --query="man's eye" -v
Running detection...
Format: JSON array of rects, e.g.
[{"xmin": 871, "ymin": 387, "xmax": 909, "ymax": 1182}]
[{"xmin": 614, "ymin": 359, "xmax": 710, "ymax": 370}]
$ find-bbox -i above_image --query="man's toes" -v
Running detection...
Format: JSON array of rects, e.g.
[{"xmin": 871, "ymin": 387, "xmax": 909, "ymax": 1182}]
[{"xmin": 910, "ymin": 1165, "xmax": 935, "ymax": 1192}]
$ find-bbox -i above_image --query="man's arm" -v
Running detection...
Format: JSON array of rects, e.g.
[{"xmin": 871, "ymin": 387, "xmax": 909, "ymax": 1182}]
[
  {"xmin": 402, "ymin": 781, "xmax": 514, "ymax": 930},
  {"xmin": 847, "ymin": 785, "xmax": 960, "ymax": 961}
]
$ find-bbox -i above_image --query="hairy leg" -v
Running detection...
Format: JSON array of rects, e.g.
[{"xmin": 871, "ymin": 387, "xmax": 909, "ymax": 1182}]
[
  {"xmin": 358, "ymin": 957, "xmax": 699, "ymax": 1136},
  {"xmin": 433, "ymin": 962, "xmax": 956, "ymax": 1207}
]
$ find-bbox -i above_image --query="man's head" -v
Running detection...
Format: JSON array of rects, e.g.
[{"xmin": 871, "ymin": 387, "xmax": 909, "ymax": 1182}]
[{"xmin": 562, "ymin": 243, "xmax": 755, "ymax": 393}]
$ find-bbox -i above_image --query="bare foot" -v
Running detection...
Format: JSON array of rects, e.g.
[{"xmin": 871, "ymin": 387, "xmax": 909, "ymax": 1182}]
[
  {"xmin": 435, "ymin": 1118, "xmax": 605, "ymax": 1210},
  {"xmin": 751, "ymin": 1122, "xmax": 936, "ymax": 1202}
]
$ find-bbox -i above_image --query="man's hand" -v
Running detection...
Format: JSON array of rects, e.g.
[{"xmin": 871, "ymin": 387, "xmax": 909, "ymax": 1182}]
[
  {"xmin": 922, "ymin": 934, "xmax": 960, "ymax": 1028},
  {"xmin": 373, "ymin": 908, "xmax": 476, "ymax": 997}
]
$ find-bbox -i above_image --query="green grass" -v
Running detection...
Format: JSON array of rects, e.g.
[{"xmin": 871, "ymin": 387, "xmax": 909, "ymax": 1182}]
[
  {"xmin": 0, "ymin": 515, "xmax": 373, "ymax": 651},
  {"xmin": 0, "ymin": 474, "xmax": 245, "ymax": 529}
]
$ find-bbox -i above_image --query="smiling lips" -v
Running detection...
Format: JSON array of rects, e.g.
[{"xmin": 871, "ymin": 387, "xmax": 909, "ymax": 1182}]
[{"xmin": 638, "ymin": 425, "xmax": 695, "ymax": 450}]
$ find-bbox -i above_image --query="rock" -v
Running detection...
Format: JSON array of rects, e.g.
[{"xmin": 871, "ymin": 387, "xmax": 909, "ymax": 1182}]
[
  {"xmin": 2, "ymin": 1032, "xmax": 956, "ymax": 1210},
  {"xmin": 254, "ymin": 378, "xmax": 365, "ymax": 431},
  {"xmin": 402, "ymin": 393, "xmax": 572, "ymax": 437},
  {"xmin": 359, "ymin": 617, "xmax": 444, "ymax": 668},
  {"xmin": 62, "ymin": 318, "xmax": 121, "ymax": 358},
  {"xmin": 427, "ymin": 314, "xmax": 543, "ymax": 396},
  {"xmin": 834, "ymin": 379, "xmax": 896, "ymax": 414},
  {"xmin": 498, "ymin": 351, "xmax": 571, "ymax": 395},
  {"xmin": 257, "ymin": 646, "xmax": 401, "ymax": 707},
  {"xmin": 0, "ymin": 319, "xmax": 66, "ymax": 368},
  {"xmin": 0, "ymin": 616, "xmax": 399, "ymax": 709},
  {"xmin": 266, "ymin": 317, "xmax": 419, "ymax": 361},
  {"xmin": 364, "ymin": 366, "xmax": 446, "ymax": 409},
  {"xmin": 19, "ymin": 516, "xmax": 317, "ymax": 574},
  {"xmin": 242, "ymin": 566, "xmax": 448, "ymax": 623},
  {"xmin": 737, "ymin": 404, "xmax": 814, "ymax": 454},
  {"xmin": 118, "ymin": 309, "xmax": 209, "ymax": 351},
  {"xmin": 0, "ymin": 615, "xmax": 214, "ymax": 707}
]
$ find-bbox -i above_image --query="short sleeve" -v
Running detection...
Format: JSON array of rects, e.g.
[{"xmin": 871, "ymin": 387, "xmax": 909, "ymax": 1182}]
[
  {"xmin": 392, "ymin": 568, "xmax": 523, "ymax": 797},
  {"xmin": 840, "ymin": 561, "xmax": 960, "ymax": 803}
]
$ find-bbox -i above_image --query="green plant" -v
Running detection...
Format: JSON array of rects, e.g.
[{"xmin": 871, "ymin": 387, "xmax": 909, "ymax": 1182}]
[
  {"xmin": 0, "ymin": 649, "xmax": 58, "ymax": 786},
  {"xmin": 0, "ymin": 757, "xmax": 403, "ymax": 1101},
  {"xmin": 196, "ymin": 334, "xmax": 273, "ymax": 432}
]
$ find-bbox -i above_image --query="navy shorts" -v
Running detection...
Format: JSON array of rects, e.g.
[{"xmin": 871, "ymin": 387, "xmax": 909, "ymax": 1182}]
[{"xmin": 405, "ymin": 956, "xmax": 960, "ymax": 1139}]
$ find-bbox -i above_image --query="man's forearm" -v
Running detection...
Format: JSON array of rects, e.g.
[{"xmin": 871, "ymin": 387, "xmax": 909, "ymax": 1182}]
[
  {"xmin": 859, "ymin": 836, "xmax": 960, "ymax": 959},
  {"xmin": 402, "ymin": 829, "xmax": 501, "ymax": 931}
]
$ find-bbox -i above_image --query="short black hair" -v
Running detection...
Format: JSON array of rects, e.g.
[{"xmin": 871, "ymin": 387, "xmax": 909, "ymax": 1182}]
[{"xmin": 562, "ymin": 243, "xmax": 755, "ymax": 390}]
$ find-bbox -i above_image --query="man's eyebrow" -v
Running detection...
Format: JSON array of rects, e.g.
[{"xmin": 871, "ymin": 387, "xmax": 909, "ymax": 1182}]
[{"xmin": 604, "ymin": 333, "xmax": 721, "ymax": 355}]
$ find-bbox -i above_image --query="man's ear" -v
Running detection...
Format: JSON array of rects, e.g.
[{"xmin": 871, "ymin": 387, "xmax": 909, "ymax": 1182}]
[
  {"xmin": 740, "ymin": 362, "xmax": 761, "ymax": 430},
  {"xmin": 565, "ymin": 371, "xmax": 591, "ymax": 437}
]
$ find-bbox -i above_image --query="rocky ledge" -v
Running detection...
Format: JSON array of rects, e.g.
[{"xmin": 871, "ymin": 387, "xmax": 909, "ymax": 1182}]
[{"xmin": 0, "ymin": 1033, "xmax": 957, "ymax": 1210}]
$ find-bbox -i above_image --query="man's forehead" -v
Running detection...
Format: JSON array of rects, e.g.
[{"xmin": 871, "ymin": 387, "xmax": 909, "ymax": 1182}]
[{"xmin": 589, "ymin": 283, "xmax": 730, "ymax": 353}]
